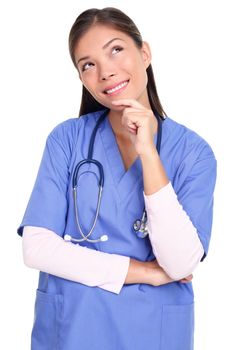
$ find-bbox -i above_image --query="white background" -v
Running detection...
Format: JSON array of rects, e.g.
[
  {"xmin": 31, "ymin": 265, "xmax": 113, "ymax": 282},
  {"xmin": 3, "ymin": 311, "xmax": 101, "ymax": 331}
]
[{"xmin": 0, "ymin": 0, "xmax": 232, "ymax": 348}]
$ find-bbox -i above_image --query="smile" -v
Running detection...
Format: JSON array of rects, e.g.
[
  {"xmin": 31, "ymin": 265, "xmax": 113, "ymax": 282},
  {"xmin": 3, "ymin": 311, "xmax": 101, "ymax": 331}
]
[{"xmin": 104, "ymin": 80, "xmax": 129, "ymax": 95}]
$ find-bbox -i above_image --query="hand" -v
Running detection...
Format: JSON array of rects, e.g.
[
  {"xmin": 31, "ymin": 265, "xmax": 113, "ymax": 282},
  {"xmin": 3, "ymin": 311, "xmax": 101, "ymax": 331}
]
[
  {"xmin": 145, "ymin": 259, "xmax": 193, "ymax": 286},
  {"xmin": 179, "ymin": 275, "xmax": 193, "ymax": 283},
  {"xmin": 144, "ymin": 259, "xmax": 173, "ymax": 286},
  {"xmin": 111, "ymin": 99, "xmax": 158, "ymax": 156}
]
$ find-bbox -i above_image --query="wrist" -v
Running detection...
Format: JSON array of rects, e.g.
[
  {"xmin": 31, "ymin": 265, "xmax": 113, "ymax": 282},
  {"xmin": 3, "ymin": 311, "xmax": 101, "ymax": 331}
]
[
  {"xmin": 139, "ymin": 146, "xmax": 158, "ymax": 161},
  {"xmin": 144, "ymin": 264, "xmax": 158, "ymax": 286},
  {"xmin": 124, "ymin": 258, "xmax": 148, "ymax": 285}
]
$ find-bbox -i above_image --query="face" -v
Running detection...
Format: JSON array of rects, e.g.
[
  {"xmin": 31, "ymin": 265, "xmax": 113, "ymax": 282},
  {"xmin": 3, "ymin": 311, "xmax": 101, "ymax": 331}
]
[{"xmin": 74, "ymin": 24, "xmax": 152, "ymax": 110}]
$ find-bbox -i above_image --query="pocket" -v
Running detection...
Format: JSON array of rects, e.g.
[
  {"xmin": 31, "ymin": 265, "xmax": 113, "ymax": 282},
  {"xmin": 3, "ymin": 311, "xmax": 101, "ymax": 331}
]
[
  {"xmin": 160, "ymin": 303, "xmax": 194, "ymax": 350},
  {"xmin": 31, "ymin": 289, "xmax": 63, "ymax": 350}
]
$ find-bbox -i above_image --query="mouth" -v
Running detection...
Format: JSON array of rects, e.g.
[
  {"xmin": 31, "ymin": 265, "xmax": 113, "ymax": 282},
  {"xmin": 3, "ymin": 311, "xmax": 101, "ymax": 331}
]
[{"xmin": 103, "ymin": 80, "xmax": 129, "ymax": 96}]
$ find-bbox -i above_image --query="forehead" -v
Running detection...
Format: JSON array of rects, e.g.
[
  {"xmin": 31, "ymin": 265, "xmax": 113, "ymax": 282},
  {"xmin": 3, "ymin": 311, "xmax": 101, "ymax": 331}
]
[{"xmin": 74, "ymin": 24, "xmax": 134, "ymax": 57}]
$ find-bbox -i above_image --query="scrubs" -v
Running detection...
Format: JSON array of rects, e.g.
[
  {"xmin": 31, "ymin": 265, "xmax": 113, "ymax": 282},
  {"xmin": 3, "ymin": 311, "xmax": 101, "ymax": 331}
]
[{"xmin": 18, "ymin": 110, "xmax": 217, "ymax": 350}]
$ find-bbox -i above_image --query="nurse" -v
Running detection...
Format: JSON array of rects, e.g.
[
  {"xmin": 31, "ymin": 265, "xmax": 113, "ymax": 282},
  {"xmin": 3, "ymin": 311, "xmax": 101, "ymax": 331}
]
[{"xmin": 18, "ymin": 7, "xmax": 217, "ymax": 350}]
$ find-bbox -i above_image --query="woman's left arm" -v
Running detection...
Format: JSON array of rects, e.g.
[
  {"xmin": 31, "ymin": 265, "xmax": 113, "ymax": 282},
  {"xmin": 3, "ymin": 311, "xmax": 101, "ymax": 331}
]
[
  {"xmin": 112, "ymin": 99, "xmax": 216, "ymax": 280},
  {"xmin": 141, "ymin": 151, "xmax": 205, "ymax": 280}
]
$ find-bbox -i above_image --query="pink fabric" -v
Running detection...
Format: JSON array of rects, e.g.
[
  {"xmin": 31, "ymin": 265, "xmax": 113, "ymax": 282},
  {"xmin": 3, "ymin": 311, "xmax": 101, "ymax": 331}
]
[
  {"xmin": 22, "ymin": 183, "xmax": 204, "ymax": 294},
  {"xmin": 143, "ymin": 182, "xmax": 204, "ymax": 279},
  {"xmin": 22, "ymin": 226, "xmax": 130, "ymax": 294}
]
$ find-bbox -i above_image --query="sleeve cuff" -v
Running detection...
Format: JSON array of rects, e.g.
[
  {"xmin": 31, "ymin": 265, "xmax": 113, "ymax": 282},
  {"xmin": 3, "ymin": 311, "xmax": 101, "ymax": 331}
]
[
  {"xmin": 99, "ymin": 255, "xmax": 130, "ymax": 295},
  {"xmin": 143, "ymin": 182, "xmax": 177, "ymax": 213}
]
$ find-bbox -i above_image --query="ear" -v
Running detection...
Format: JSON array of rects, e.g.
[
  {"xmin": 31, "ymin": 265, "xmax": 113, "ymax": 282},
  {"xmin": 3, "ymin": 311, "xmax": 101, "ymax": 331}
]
[{"xmin": 141, "ymin": 41, "xmax": 152, "ymax": 69}]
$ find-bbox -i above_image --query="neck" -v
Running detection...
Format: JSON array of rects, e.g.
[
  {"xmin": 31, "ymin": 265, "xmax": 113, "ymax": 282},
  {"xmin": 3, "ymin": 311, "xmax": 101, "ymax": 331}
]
[{"xmin": 107, "ymin": 110, "xmax": 129, "ymax": 139}]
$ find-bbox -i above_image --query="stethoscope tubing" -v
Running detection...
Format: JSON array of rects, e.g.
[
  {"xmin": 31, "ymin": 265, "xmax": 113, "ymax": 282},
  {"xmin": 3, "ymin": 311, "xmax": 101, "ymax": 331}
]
[{"xmin": 65, "ymin": 109, "xmax": 163, "ymax": 243}]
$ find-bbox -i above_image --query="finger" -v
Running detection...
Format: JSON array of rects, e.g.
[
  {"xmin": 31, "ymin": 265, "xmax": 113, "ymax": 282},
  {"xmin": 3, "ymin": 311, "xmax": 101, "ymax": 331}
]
[
  {"xmin": 179, "ymin": 275, "xmax": 193, "ymax": 283},
  {"xmin": 128, "ymin": 127, "xmax": 137, "ymax": 134},
  {"xmin": 111, "ymin": 99, "xmax": 144, "ymax": 109},
  {"xmin": 179, "ymin": 279, "xmax": 190, "ymax": 283},
  {"xmin": 186, "ymin": 274, "xmax": 193, "ymax": 280},
  {"xmin": 122, "ymin": 108, "xmax": 150, "ymax": 116},
  {"xmin": 121, "ymin": 110, "xmax": 150, "ymax": 124}
]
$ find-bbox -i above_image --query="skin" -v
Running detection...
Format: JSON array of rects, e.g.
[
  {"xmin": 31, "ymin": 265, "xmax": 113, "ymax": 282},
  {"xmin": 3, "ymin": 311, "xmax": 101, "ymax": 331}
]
[{"xmin": 74, "ymin": 24, "xmax": 193, "ymax": 286}]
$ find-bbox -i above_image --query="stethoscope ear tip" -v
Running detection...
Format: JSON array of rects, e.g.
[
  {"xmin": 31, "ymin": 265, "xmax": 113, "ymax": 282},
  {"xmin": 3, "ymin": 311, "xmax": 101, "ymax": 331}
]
[
  {"xmin": 64, "ymin": 234, "xmax": 72, "ymax": 242},
  {"xmin": 100, "ymin": 235, "xmax": 108, "ymax": 242}
]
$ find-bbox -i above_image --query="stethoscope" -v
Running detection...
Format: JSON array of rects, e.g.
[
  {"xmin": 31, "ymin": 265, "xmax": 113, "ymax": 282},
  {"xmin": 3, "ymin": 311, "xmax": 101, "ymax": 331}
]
[{"xmin": 64, "ymin": 109, "xmax": 163, "ymax": 243}]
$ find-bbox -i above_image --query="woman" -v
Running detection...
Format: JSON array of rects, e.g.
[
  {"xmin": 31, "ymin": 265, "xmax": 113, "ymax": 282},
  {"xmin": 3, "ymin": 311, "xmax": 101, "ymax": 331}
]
[{"xmin": 18, "ymin": 7, "xmax": 217, "ymax": 350}]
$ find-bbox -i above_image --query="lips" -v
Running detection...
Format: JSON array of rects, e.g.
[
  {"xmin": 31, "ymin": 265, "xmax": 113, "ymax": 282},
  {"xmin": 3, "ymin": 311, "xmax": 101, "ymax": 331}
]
[{"xmin": 103, "ymin": 80, "xmax": 129, "ymax": 95}]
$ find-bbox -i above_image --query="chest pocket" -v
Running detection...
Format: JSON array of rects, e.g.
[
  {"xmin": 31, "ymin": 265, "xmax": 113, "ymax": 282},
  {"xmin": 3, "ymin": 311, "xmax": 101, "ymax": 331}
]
[{"xmin": 160, "ymin": 303, "xmax": 194, "ymax": 350}]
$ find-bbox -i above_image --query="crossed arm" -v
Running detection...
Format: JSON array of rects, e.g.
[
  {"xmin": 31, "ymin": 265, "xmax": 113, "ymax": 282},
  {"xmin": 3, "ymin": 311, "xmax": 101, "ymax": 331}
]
[
  {"xmin": 22, "ymin": 176, "xmax": 202, "ymax": 295},
  {"xmin": 22, "ymin": 128, "xmax": 203, "ymax": 295},
  {"xmin": 22, "ymin": 226, "xmax": 193, "ymax": 296}
]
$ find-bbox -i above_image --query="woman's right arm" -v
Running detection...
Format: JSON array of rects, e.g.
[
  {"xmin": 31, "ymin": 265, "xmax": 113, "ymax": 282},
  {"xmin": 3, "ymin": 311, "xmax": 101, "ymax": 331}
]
[
  {"xmin": 125, "ymin": 259, "xmax": 193, "ymax": 286},
  {"xmin": 22, "ymin": 226, "xmax": 192, "ymax": 296},
  {"xmin": 23, "ymin": 226, "xmax": 130, "ymax": 295}
]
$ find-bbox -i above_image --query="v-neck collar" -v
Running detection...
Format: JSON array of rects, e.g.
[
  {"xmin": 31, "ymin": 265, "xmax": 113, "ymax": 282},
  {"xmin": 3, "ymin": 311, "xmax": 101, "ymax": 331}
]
[{"xmin": 94, "ymin": 111, "xmax": 160, "ymax": 202}]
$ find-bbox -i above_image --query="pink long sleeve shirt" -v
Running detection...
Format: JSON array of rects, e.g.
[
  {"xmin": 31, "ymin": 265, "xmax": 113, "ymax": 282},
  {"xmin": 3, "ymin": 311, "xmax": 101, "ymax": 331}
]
[{"xmin": 22, "ymin": 182, "xmax": 204, "ymax": 294}]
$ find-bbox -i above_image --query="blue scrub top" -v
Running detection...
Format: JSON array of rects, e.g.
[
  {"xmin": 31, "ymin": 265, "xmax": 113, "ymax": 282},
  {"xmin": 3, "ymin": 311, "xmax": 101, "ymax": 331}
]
[{"xmin": 18, "ymin": 110, "xmax": 217, "ymax": 350}]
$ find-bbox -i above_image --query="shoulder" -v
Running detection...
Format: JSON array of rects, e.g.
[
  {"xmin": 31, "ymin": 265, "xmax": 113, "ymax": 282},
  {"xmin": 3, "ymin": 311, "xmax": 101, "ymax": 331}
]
[
  {"xmin": 163, "ymin": 116, "xmax": 217, "ymax": 188},
  {"xmin": 46, "ymin": 110, "xmax": 104, "ymax": 152},
  {"xmin": 164, "ymin": 116, "xmax": 216, "ymax": 162}
]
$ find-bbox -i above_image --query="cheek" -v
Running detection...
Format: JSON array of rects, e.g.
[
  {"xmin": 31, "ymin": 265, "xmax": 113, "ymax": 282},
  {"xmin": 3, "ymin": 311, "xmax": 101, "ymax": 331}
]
[
  {"xmin": 132, "ymin": 62, "xmax": 148, "ymax": 88},
  {"xmin": 81, "ymin": 75, "xmax": 96, "ymax": 93},
  {"xmin": 136, "ymin": 56, "xmax": 148, "ymax": 84},
  {"xmin": 123, "ymin": 55, "xmax": 147, "ymax": 81},
  {"xmin": 119, "ymin": 56, "xmax": 132, "ymax": 72}
]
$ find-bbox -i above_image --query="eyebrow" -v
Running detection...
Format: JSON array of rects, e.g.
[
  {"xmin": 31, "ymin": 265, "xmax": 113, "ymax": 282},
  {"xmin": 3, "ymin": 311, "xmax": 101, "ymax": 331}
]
[{"xmin": 76, "ymin": 37, "xmax": 125, "ymax": 65}]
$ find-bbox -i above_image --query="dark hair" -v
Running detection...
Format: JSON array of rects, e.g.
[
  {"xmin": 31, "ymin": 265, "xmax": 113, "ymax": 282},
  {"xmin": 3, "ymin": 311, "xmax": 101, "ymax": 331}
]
[{"xmin": 68, "ymin": 7, "xmax": 166, "ymax": 119}]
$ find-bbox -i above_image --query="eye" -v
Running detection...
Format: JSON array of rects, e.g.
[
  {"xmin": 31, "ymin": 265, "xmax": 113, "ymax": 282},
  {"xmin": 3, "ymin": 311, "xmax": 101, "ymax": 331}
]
[
  {"xmin": 112, "ymin": 46, "xmax": 123, "ymax": 55},
  {"xmin": 82, "ymin": 62, "xmax": 94, "ymax": 72}
]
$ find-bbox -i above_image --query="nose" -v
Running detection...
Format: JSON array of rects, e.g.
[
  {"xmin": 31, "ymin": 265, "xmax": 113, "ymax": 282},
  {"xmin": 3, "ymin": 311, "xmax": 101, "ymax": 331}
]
[
  {"xmin": 101, "ymin": 73, "xmax": 116, "ymax": 81},
  {"xmin": 99, "ymin": 61, "xmax": 117, "ymax": 81}
]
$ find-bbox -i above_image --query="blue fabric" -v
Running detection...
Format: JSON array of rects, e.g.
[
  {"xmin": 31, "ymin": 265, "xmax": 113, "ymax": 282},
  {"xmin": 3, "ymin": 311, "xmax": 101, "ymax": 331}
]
[{"xmin": 18, "ymin": 110, "xmax": 217, "ymax": 349}]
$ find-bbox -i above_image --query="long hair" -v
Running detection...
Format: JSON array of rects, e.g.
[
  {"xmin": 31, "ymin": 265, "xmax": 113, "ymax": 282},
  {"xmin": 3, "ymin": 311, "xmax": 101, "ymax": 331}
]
[{"xmin": 68, "ymin": 7, "xmax": 166, "ymax": 119}]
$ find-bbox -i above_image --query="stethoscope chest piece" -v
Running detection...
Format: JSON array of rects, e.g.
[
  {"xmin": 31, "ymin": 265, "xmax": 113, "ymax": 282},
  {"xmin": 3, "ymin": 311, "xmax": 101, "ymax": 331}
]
[
  {"xmin": 65, "ymin": 109, "xmax": 162, "ymax": 244},
  {"xmin": 133, "ymin": 210, "xmax": 149, "ymax": 238},
  {"xmin": 133, "ymin": 219, "xmax": 142, "ymax": 232}
]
